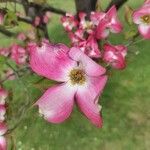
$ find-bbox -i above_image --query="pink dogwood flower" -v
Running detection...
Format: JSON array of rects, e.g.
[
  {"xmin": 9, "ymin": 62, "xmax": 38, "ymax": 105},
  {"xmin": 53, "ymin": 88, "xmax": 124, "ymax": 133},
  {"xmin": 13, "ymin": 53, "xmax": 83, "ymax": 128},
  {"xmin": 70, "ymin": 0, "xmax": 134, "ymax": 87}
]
[
  {"xmin": 68, "ymin": 29, "xmax": 85, "ymax": 46},
  {"xmin": 91, "ymin": 12, "xmax": 106, "ymax": 26},
  {"xmin": 0, "ymin": 123, "xmax": 7, "ymax": 136},
  {"xmin": 43, "ymin": 11, "xmax": 52, "ymax": 24},
  {"xmin": 0, "ymin": 48, "xmax": 10, "ymax": 57},
  {"xmin": 34, "ymin": 16, "xmax": 41, "ymax": 26},
  {"xmin": 3, "ymin": 69, "xmax": 15, "ymax": 81},
  {"xmin": 133, "ymin": 0, "xmax": 150, "ymax": 39},
  {"xmin": 0, "ymin": 136, "xmax": 7, "ymax": 150},
  {"xmin": 0, "ymin": 123, "xmax": 7, "ymax": 150},
  {"xmin": 17, "ymin": 33, "xmax": 27, "ymax": 41},
  {"xmin": 29, "ymin": 40, "xmax": 107, "ymax": 127},
  {"xmin": 103, "ymin": 43, "xmax": 127, "ymax": 70},
  {"xmin": 96, "ymin": 6, "xmax": 123, "ymax": 39},
  {"xmin": 0, "ymin": 14, "xmax": 4, "ymax": 25},
  {"xmin": 11, "ymin": 44, "xmax": 27, "ymax": 65},
  {"xmin": 0, "ymin": 105, "xmax": 6, "ymax": 122},
  {"xmin": 0, "ymin": 88, "xmax": 7, "ymax": 122},
  {"xmin": 0, "ymin": 89, "xmax": 7, "ymax": 150},
  {"xmin": 79, "ymin": 12, "xmax": 94, "ymax": 34},
  {"xmin": 61, "ymin": 13, "xmax": 78, "ymax": 31},
  {"xmin": 0, "ymin": 89, "xmax": 7, "ymax": 105},
  {"xmin": 78, "ymin": 35, "xmax": 101, "ymax": 58},
  {"xmin": 69, "ymin": 29, "xmax": 101, "ymax": 58}
]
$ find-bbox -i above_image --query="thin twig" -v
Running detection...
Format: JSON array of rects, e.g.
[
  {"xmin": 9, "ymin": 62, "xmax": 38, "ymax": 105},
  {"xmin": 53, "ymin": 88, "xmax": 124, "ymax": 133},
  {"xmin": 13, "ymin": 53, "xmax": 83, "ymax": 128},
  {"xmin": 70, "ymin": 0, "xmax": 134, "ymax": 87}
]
[{"xmin": 0, "ymin": 26, "xmax": 16, "ymax": 37}]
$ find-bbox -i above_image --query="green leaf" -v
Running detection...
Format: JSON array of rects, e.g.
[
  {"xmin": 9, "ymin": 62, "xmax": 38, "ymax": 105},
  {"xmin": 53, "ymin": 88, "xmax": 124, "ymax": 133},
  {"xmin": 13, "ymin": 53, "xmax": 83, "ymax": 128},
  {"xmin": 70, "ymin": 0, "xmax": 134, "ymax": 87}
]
[
  {"xmin": 3, "ymin": 11, "xmax": 18, "ymax": 28},
  {"xmin": 124, "ymin": 30, "xmax": 137, "ymax": 40},
  {"xmin": 33, "ymin": 0, "xmax": 47, "ymax": 4},
  {"xmin": 96, "ymin": 0, "xmax": 103, "ymax": 11},
  {"xmin": 124, "ymin": 5, "xmax": 134, "ymax": 25}
]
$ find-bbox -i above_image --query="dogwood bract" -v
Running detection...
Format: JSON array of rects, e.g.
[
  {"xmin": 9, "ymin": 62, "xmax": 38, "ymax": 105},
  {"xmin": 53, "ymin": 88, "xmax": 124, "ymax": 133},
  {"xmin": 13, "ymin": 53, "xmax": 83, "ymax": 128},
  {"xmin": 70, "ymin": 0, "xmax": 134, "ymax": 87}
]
[
  {"xmin": 29, "ymin": 40, "xmax": 107, "ymax": 127},
  {"xmin": 0, "ymin": 88, "xmax": 8, "ymax": 150},
  {"xmin": 103, "ymin": 43, "xmax": 127, "ymax": 70},
  {"xmin": 133, "ymin": 0, "xmax": 150, "ymax": 39}
]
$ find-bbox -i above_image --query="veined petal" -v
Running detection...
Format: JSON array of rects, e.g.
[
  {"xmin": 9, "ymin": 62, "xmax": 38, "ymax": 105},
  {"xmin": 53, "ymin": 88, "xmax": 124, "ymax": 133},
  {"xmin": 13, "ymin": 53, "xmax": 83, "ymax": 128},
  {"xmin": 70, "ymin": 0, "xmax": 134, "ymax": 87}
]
[
  {"xmin": 107, "ymin": 6, "xmax": 123, "ymax": 33},
  {"xmin": 29, "ymin": 40, "xmax": 77, "ymax": 82},
  {"xmin": 0, "ymin": 123, "xmax": 7, "ymax": 136},
  {"xmin": 69, "ymin": 47, "xmax": 106, "ymax": 77},
  {"xmin": 106, "ymin": 5, "xmax": 117, "ymax": 18},
  {"xmin": 36, "ymin": 83, "xmax": 76, "ymax": 123},
  {"xmin": 133, "ymin": 11, "xmax": 144, "ymax": 24},
  {"xmin": 0, "ymin": 89, "xmax": 8, "ymax": 105},
  {"xmin": 86, "ymin": 36, "xmax": 101, "ymax": 58},
  {"xmin": 112, "ymin": 54, "xmax": 126, "ymax": 69},
  {"xmin": 0, "ymin": 136, "xmax": 7, "ymax": 150},
  {"xmin": 103, "ymin": 43, "xmax": 127, "ymax": 70},
  {"xmin": 90, "ymin": 12, "xmax": 105, "ymax": 26},
  {"xmin": 138, "ymin": 24, "xmax": 150, "ymax": 39},
  {"xmin": 133, "ymin": 2, "xmax": 150, "ymax": 24},
  {"xmin": 96, "ymin": 19, "xmax": 109, "ymax": 39},
  {"xmin": 110, "ymin": 23, "xmax": 123, "ymax": 33},
  {"xmin": 0, "ymin": 105, "xmax": 6, "ymax": 122},
  {"xmin": 76, "ymin": 76, "xmax": 107, "ymax": 127}
]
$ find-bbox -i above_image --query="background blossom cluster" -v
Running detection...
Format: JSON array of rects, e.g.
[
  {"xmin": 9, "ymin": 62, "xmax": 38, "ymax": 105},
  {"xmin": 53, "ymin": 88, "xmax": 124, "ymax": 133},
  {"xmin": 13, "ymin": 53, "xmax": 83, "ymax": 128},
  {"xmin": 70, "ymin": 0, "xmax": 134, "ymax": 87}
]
[
  {"xmin": 61, "ymin": 6, "xmax": 127, "ymax": 70},
  {"xmin": 0, "ymin": 88, "xmax": 8, "ymax": 150}
]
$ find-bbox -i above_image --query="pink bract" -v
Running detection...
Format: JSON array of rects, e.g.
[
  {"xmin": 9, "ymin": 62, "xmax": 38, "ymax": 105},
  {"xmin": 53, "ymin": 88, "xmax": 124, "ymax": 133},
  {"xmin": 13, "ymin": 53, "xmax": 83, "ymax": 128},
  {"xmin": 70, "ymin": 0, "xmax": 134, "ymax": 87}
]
[
  {"xmin": 0, "ymin": 105, "xmax": 6, "ymax": 122},
  {"xmin": 96, "ymin": 6, "xmax": 123, "ymax": 39},
  {"xmin": 11, "ymin": 44, "xmax": 27, "ymax": 65},
  {"xmin": 0, "ymin": 48, "xmax": 10, "ymax": 57},
  {"xmin": 0, "ymin": 123, "xmax": 7, "ymax": 136},
  {"xmin": 34, "ymin": 16, "xmax": 41, "ymax": 26},
  {"xmin": 43, "ymin": 11, "xmax": 52, "ymax": 24},
  {"xmin": 0, "ymin": 12, "xmax": 4, "ymax": 25},
  {"xmin": 0, "ymin": 89, "xmax": 7, "ymax": 105},
  {"xmin": 103, "ymin": 43, "xmax": 127, "ymax": 70},
  {"xmin": 133, "ymin": 0, "xmax": 150, "ymax": 39},
  {"xmin": 17, "ymin": 33, "xmax": 27, "ymax": 41},
  {"xmin": 0, "ymin": 136, "xmax": 7, "ymax": 150},
  {"xmin": 79, "ymin": 12, "xmax": 94, "ymax": 34},
  {"xmin": 61, "ymin": 13, "xmax": 78, "ymax": 31},
  {"xmin": 29, "ymin": 40, "xmax": 107, "ymax": 127},
  {"xmin": 78, "ymin": 35, "xmax": 101, "ymax": 58}
]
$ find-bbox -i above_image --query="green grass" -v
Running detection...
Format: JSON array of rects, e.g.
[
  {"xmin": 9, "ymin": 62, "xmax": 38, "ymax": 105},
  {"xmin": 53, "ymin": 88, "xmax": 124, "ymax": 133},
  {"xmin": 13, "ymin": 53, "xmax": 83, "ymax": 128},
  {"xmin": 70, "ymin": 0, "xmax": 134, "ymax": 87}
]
[{"xmin": 0, "ymin": 0, "xmax": 150, "ymax": 150}]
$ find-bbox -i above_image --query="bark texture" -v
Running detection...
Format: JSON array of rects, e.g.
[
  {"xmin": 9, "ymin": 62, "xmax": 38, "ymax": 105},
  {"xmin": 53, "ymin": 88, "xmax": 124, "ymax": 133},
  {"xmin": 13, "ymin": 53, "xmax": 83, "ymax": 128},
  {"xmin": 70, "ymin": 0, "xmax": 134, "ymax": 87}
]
[
  {"xmin": 106, "ymin": 0, "xmax": 128, "ymax": 11},
  {"xmin": 75, "ymin": 0, "xmax": 98, "ymax": 19}
]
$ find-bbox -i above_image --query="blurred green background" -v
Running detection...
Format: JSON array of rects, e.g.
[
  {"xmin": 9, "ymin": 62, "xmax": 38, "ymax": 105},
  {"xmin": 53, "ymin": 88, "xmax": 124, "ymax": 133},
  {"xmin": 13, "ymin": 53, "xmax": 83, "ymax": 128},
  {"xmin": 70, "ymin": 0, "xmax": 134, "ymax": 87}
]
[{"xmin": 0, "ymin": 0, "xmax": 150, "ymax": 150}]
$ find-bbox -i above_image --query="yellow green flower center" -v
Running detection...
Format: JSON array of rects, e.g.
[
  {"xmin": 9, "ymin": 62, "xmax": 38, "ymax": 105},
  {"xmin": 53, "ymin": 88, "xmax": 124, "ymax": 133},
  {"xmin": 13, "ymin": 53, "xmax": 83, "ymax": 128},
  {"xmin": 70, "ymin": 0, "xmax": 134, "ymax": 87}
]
[
  {"xmin": 141, "ymin": 15, "xmax": 150, "ymax": 24},
  {"xmin": 84, "ymin": 21, "xmax": 93, "ymax": 30},
  {"xmin": 69, "ymin": 69, "xmax": 86, "ymax": 85}
]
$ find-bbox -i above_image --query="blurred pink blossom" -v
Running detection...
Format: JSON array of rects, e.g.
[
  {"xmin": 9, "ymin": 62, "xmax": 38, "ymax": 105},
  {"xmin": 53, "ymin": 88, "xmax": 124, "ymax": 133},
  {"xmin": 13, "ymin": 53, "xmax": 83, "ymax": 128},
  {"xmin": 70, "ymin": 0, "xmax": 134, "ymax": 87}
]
[
  {"xmin": 17, "ymin": 33, "xmax": 27, "ymax": 41},
  {"xmin": 103, "ymin": 43, "xmax": 127, "ymax": 70},
  {"xmin": 96, "ymin": 6, "xmax": 123, "ymax": 39},
  {"xmin": 11, "ymin": 44, "xmax": 28, "ymax": 65},
  {"xmin": 133, "ymin": 0, "xmax": 150, "ymax": 39},
  {"xmin": 0, "ymin": 48, "xmax": 10, "ymax": 57},
  {"xmin": 61, "ymin": 13, "xmax": 78, "ymax": 31}
]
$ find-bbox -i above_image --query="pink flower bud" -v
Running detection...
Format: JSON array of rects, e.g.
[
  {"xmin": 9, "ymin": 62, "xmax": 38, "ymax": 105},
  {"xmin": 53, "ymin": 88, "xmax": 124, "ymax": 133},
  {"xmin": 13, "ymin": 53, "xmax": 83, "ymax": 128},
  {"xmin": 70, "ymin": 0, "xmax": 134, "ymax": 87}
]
[
  {"xmin": 0, "ymin": 48, "xmax": 10, "ymax": 57},
  {"xmin": 0, "ymin": 105, "xmax": 6, "ymax": 122},
  {"xmin": 0, "ymin": 123, "xmax": 7, "ymax": 136},
  {"xmin": 34, "ymin": 16, "xmax": 41, "ymax": 26},
  {"xmin": 17, "ymin": 33, "xmax": 26, "ymax": 41},
  {"xmin": 0, "ymin": 89, "xmax": 7, "ymax": 105},
  {"xmin": 103, "ymin": 43, "xmax": 127, "ymax": 70},
  {"xmin": 11, "ymin": 44, "xmax": 27, "ymax": 65},
  {"xmin": 133, "ymin": 0, "xmax": 150, "ymax": 39},
  {"xmin": 0, "ymin": 136, "xmax": 7, "ymax": 150}
]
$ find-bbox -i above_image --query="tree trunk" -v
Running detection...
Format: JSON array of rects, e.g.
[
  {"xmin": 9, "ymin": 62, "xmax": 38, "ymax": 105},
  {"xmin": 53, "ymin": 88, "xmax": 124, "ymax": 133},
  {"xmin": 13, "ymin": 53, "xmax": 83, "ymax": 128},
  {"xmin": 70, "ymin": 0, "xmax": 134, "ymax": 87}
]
[
  {"xmin": 106, "ymin": 0, "xmax": 128, "ymax": 11},
  {"xmin": 75, "ymin": 0, "xmax": 98, "ymax": 19}
]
